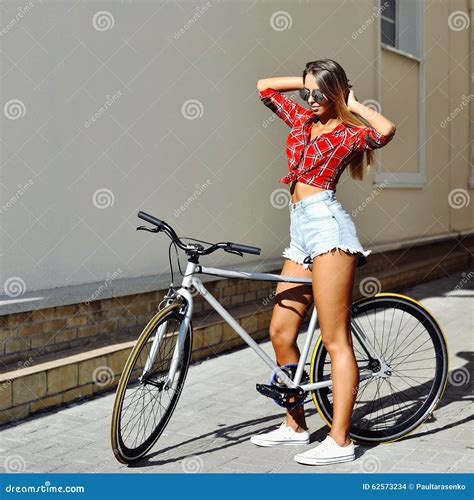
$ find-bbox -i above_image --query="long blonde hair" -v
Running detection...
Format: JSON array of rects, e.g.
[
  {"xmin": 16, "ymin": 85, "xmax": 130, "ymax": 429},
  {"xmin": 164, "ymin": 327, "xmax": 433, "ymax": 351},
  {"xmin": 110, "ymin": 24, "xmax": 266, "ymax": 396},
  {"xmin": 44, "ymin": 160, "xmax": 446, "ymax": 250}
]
[{"xmin": 302, "ymin": 59, "xmax": 374, "ymax": 181}]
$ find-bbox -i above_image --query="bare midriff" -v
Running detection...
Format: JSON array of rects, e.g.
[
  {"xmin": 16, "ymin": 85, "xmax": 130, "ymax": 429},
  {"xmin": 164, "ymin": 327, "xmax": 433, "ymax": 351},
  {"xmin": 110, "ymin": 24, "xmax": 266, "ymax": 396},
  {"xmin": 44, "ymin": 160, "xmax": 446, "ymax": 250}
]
[{"xmin": 289, "ymin": 180, "xmax": 328, "ymax": 203}]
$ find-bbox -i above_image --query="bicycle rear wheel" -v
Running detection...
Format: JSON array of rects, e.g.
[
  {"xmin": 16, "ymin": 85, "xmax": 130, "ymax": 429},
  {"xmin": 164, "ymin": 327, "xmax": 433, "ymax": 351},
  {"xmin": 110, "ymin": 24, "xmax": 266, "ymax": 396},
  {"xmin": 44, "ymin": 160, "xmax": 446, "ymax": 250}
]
[
  {"xmin": 310, "ymin": 293, "xmax": 449, "ymax": 444},
  {"xmin": 111, "ymin": 302, "xmax": 192, "ymax": 463}
]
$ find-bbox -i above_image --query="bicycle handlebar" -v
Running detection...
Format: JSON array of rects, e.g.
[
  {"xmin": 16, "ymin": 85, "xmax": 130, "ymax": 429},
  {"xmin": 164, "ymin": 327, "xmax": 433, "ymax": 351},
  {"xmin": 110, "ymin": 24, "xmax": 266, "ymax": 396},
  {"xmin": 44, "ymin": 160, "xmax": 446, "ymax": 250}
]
[
  {"xmin": 137, "ymin": 211, "xmax": 166, "ymax": 230},
  {"xmin": 137, "ymin": 211, "xmax": 261, "ymax": 257},
  {"xmin": 138, "ymin": 211, "xmax": 189, "ymax": 251},
  {"xmin": 227, "ymin": 242, "xmax": 261, "ymax": 256}
]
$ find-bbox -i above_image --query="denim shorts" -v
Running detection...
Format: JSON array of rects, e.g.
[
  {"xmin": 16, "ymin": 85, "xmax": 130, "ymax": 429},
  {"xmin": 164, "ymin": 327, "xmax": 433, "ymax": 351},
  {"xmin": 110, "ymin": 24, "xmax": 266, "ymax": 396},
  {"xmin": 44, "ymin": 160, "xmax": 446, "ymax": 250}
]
[{"xmin": 283, "ymin": 189, "xmax": 372, "ymax": 270}]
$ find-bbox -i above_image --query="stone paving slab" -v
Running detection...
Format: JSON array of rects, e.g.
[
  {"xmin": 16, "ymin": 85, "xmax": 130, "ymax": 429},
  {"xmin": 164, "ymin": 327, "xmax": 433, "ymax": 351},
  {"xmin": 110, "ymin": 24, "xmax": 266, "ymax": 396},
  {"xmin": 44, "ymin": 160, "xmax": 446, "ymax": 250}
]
[{"xmin": 0, "ymin": 269, "xmax": 472, "ymax": 474}]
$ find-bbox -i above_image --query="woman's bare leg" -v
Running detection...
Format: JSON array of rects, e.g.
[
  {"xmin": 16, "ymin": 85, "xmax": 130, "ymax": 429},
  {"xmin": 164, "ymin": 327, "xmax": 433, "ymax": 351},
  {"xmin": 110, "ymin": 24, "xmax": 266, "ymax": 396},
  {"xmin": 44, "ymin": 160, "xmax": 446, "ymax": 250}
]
[
  {"xmin": 311, "ymin": 249, "xmax": 359, "ymax": 446},
  {"xmin": 269, "ymin": 258, "xmax": 313, "ymax": 431}
]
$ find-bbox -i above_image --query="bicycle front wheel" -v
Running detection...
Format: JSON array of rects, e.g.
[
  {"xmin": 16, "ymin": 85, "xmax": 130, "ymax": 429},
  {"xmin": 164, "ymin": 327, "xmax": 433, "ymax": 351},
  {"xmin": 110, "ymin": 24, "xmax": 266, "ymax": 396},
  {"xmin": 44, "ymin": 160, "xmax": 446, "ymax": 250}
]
[
  {"xmin": 310, "ymin": 293, "xmax": 449, "ymax": 444},
  {"xmin": 111, "ymin": 302, "xmax": 193, "ymax": 463}
]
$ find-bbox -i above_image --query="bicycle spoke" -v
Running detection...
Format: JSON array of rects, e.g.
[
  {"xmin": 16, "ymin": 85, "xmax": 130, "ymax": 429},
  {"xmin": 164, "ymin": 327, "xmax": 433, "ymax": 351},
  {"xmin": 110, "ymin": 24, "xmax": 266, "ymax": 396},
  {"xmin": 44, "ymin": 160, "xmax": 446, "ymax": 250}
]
[
  {"xmin": 389, "ymin": 336, "xmax": 433, "ymax": 367},
  {"xmin": 383, "ymin": 309, "xmax": 406, "ymax": 360}
]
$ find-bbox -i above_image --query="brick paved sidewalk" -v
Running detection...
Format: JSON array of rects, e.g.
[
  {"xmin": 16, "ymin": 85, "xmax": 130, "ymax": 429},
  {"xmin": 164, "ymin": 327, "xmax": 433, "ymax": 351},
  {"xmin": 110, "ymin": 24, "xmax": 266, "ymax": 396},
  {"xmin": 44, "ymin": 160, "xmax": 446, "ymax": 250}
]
[{"xmin": 0, "ymin": 269, "xmax": 472, "ymax": 474}]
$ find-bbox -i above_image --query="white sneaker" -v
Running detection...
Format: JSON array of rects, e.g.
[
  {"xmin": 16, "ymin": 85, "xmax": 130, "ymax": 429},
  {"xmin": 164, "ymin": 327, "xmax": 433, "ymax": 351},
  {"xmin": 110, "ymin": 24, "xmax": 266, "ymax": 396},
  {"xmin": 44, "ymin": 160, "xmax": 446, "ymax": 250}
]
[
  {"xmin": 294, "ymin": 434, "xmax": 356, "ymax": 465},
  {"xmin": 250, "ymin": 422, "xmax": 310, "ymax": 447}
]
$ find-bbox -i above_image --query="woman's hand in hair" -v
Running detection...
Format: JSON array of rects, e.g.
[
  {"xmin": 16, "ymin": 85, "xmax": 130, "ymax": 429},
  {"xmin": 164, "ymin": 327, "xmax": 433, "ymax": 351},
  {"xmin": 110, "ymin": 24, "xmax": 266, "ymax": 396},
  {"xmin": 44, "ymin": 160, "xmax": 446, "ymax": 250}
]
[
  {"xmin": 347, "ymin": 89, "xmax": 359, "ymax": 113},
  {"xmin": 347, "ymin": 89, "xmax": 396, "ymax": 138}
]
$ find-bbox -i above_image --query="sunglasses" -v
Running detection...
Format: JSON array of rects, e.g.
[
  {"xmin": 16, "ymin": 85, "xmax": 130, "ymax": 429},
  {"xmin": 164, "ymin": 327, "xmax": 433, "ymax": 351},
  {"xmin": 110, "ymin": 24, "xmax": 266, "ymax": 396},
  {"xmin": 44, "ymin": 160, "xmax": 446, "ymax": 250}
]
[{"xmin": 299, "ymin": 87, "xmax": 327, "ymax": 104}]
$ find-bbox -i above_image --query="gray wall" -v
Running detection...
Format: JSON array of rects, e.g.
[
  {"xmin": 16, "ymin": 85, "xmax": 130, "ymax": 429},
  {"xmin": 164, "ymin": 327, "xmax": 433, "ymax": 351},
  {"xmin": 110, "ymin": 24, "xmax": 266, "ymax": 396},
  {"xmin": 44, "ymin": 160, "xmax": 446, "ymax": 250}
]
[{"xmin": 0, "ymin": 0, "xmax": 472, "ymax": 296}]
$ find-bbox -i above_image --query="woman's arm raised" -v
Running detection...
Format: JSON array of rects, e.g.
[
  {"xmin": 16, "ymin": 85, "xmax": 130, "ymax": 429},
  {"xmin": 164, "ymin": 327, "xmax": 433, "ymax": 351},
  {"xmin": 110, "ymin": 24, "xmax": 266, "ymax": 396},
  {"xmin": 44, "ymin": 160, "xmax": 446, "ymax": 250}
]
[
  {"xmin": 257, "ymin": 77, "xmax": 309, "ymax": 128},
  {"xmin": 257, "ymin": 76, "xmax": 304, "ymax": 92}
]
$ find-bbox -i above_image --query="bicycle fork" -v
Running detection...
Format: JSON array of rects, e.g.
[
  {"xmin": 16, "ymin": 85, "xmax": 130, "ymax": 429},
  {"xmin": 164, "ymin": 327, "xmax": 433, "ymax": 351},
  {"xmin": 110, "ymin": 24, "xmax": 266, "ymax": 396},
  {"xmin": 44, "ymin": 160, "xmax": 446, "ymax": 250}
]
[
  {"xmin": 165, "ymin": 291, "xmax": 193, "ymax": 389},
  {"xmin": 141, "ymin": 290, "xmax": 194, "ymax": 390}
]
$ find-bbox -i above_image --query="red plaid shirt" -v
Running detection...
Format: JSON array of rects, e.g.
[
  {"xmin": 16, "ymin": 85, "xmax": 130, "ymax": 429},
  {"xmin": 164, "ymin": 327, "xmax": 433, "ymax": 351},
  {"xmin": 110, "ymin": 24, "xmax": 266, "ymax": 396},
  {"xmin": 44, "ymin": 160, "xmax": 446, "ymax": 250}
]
[{"xmin": 259, "ymin": 87, "xmax": 395, "ymax": 191}]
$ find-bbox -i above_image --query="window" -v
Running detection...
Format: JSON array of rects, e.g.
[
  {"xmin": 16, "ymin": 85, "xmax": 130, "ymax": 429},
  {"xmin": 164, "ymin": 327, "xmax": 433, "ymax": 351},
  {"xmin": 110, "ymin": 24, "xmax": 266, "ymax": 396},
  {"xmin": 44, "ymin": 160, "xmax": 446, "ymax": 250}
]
[
  {"xmin": 376, "ymin": 0, "xmax": 425, "ymax": 189},
  {"xmin": 381, "ymin": 0, "xmax": 396, "ymax": 46},
  {"xmin": 380, "ymin": 0, "xmax": 422, "ymax": 60}
]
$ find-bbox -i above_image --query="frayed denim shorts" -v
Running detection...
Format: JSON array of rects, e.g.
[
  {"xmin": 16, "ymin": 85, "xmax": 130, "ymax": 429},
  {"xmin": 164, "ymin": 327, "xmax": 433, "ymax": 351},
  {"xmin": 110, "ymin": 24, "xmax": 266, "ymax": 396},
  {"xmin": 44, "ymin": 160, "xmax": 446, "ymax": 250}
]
[{"xmin": 283, "ymin": 189, "xmax": 371, "ymax": 271}]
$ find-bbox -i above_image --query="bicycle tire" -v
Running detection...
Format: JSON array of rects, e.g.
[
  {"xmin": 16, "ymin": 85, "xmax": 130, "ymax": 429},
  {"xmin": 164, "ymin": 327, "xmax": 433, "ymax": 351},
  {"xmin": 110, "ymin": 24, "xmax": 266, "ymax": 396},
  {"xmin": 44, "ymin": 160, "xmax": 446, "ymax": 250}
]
[
  {"xmin": 310, "ymin": 293, "xmax": 449, "ymax": 444},
  {"xmin": 111, "ymin": 302, "xmax": 193, "ymax": 463}
]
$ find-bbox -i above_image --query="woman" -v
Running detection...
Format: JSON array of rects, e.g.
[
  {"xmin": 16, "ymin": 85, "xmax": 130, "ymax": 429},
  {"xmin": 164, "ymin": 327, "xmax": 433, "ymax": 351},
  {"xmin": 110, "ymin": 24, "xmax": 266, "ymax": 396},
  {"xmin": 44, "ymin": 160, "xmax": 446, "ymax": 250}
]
[{"xmin": 250, "ymin": 59, "xmax": 396, "ymax": 466}]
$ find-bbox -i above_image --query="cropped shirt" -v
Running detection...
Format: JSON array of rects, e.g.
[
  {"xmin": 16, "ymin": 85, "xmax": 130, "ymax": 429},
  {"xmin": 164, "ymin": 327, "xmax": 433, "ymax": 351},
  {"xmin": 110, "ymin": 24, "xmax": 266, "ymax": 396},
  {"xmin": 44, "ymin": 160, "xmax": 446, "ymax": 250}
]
[{"xmin": 258, "ymin": 87, "xmax": 395, "ymax": 191}]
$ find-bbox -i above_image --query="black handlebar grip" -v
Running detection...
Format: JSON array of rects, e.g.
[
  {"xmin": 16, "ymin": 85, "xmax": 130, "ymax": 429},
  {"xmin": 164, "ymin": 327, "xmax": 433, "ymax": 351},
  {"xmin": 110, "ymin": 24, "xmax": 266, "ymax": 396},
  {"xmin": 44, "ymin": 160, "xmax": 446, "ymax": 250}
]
[
  {"xmin": 137, "ymin": 211, "xmax": 166, "ymax": 230},
  {"xmin": 228, "ymin": 242, "xmax": 261, "ymax": 255}
]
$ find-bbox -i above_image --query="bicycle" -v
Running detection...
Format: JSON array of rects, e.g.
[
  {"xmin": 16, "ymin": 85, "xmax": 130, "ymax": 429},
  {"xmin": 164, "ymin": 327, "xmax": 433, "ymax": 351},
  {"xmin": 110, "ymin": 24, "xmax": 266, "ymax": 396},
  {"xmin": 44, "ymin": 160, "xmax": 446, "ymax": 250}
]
[{"xmin": 110, "ymin": 211, "xmax": 449, "ymax": 464}]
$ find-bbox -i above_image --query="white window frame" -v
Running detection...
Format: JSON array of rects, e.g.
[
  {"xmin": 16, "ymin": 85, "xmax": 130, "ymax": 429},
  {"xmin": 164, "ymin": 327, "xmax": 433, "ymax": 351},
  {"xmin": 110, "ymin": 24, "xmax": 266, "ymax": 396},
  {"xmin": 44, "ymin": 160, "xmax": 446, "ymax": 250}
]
[{"xmin": 375, "ymin": 0, "xmax": 426, "ymax": 189}]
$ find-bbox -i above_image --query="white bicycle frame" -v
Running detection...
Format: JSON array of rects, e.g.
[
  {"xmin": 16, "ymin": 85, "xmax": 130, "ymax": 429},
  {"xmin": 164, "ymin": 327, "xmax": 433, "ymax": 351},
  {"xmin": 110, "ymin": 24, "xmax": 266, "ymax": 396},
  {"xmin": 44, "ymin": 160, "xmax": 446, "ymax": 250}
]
[{"xmin": 152, "ymin": 260, "xmax": 383, "ymax": 391}]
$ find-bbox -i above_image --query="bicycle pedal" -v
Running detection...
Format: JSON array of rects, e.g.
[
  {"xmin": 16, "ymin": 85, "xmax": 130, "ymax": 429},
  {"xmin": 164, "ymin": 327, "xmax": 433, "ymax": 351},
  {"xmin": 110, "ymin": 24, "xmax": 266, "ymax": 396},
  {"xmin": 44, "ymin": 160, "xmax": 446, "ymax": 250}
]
[
  {"xmin": 256, "ymin": 383, "xmax": 304, "ymax": 398},
  {"xmin": 256, "ymin": 383, "xmax": 284, "ymax": 402}
]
